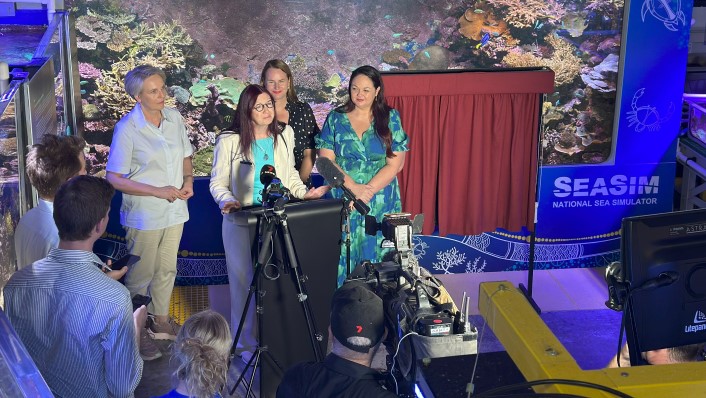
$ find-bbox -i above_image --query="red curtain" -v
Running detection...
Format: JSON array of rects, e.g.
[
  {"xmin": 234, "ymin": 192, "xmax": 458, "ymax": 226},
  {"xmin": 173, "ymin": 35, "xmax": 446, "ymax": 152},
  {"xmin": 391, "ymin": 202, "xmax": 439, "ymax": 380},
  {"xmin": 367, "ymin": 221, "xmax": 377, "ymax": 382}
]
[
  {"xmin": 383, "ymin": 69, "xmax": 553, "ymax": 236},
  {"xmin": 387, "ymin": 95, "xmax": 441, "ymax": 235}
]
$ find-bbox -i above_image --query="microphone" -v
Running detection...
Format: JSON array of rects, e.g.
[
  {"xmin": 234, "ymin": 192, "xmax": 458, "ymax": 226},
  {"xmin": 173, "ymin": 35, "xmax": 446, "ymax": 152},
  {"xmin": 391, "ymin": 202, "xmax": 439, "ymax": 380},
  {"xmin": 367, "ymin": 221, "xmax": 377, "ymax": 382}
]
[
  {"xmin": 260, "ymin": 164, "xmax": 276, "ymax": 187},
  {"xmin": 314, "ymin": 157, "xmax": 344, "ymax": 188},
  {"xmin": 315, "ymin": 157, "xmax": 370, "ymax": 215}
]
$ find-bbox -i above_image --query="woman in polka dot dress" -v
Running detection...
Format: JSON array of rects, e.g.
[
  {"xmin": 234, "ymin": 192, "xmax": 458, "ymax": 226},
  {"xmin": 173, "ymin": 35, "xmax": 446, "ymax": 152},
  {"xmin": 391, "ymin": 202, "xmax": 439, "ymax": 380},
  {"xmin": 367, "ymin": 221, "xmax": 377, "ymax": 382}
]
[{"xmin": 260, "ymin": 59, "xmax": 320, "ymax": 185}]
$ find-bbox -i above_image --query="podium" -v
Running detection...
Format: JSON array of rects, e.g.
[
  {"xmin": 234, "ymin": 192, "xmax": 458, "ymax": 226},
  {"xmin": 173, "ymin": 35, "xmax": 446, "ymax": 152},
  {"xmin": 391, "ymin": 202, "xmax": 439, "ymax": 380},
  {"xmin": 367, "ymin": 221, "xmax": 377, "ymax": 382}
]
[{"xmin": 240, "ymin": 198, "xmax": 342, "ymax": 397}]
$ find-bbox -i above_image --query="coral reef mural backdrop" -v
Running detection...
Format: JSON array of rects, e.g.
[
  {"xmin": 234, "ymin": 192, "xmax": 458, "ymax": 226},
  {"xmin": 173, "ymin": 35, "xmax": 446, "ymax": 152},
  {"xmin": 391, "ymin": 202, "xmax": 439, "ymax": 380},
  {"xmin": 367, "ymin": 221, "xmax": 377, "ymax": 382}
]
[
  {"xmin": 69, "ymin": 0, "xmax": 623, "ymax": 176},
  {"xmin": 67, "ymin": 0, "xmax": 690, "ymax": 281}
]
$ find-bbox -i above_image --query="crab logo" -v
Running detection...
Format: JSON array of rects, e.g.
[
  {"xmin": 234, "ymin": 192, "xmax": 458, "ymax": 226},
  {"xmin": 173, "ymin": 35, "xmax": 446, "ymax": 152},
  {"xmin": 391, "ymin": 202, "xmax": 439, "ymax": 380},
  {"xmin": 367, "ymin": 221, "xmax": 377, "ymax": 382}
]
[
  {"xmin": 641, "ymin": 0, "xmax": 686, "ymax": 31},
  {"xmin": 626, "ymin": 88, "xmax": 674, "ymax": 133}
]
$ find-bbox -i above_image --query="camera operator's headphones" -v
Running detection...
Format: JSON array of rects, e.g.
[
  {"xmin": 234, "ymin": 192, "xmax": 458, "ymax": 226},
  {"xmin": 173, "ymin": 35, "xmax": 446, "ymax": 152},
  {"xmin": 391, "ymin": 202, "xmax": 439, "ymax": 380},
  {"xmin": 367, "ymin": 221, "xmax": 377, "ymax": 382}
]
[
  {"xmin": 605, "ymin": 261, "xmax": 680, "ymax": 311},
  {"xmin": 605, "ymin": 262, "xmax": 627, "ymax": 311}
]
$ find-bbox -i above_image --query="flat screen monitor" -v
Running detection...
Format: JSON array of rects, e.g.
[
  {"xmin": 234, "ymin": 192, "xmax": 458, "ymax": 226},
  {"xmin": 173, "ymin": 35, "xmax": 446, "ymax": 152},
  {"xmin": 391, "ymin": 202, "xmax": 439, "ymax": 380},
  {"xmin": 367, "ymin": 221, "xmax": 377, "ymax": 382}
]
[{"xmin": 622, "ymin": 208, "xmax": 706, "ymax": 362}]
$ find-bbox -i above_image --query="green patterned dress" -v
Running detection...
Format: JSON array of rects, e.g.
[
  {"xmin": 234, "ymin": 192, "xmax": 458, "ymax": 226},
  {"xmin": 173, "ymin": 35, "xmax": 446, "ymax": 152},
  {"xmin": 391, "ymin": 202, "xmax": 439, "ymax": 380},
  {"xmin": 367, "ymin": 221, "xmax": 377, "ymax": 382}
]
[{"xmin": 316, "ymin": 108, "xmax": 409, "ymax": 286}]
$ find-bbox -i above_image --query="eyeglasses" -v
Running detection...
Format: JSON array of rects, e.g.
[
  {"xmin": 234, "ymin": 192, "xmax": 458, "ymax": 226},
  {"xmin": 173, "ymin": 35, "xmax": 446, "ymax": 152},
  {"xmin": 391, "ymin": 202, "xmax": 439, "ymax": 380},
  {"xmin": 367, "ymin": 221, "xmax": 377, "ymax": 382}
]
[{"xmin": 253, "ymin": 102, "xmax": 274, "ymax": 112}]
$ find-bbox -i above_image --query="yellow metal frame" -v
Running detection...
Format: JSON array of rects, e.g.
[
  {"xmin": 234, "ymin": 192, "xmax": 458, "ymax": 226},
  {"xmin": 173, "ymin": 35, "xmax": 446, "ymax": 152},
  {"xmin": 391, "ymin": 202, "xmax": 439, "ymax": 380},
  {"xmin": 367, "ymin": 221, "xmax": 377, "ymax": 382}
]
[{"xmin": 478, "ymin": 282, "xmax": 706, "ymax": 397}]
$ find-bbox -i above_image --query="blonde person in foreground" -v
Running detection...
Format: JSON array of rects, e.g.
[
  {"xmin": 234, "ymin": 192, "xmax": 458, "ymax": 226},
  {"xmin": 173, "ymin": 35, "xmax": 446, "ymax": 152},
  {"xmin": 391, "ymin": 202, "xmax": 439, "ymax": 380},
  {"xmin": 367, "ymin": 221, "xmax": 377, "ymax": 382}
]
[{"xmin": 153, "ymin": 310, "xmax": 231, "ymax": 398}]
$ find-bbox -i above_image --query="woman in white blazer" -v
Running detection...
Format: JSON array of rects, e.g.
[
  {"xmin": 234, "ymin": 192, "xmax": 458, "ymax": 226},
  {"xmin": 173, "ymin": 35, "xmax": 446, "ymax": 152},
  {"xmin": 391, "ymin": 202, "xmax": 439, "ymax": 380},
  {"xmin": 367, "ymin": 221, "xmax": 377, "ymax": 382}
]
[{"xmin": 209, "ymin": 84, "xmax": 326, "ymax": 361}]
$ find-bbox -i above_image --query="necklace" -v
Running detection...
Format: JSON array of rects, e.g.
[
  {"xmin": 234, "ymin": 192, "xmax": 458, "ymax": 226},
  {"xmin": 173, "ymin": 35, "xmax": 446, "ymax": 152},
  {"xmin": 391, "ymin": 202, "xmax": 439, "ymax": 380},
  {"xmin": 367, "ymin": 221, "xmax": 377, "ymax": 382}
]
[{"xmin": 254, "ymin": 136, "xmax": 273, "ymax": 161}]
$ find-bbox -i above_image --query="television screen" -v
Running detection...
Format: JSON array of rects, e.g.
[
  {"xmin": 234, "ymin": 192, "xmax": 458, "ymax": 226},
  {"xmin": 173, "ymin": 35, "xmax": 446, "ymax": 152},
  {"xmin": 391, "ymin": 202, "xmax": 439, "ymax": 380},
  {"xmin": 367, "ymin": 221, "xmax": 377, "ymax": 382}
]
[{"xmin": 622, "ymin": 208, "xmax": 706, "ymax": 358}]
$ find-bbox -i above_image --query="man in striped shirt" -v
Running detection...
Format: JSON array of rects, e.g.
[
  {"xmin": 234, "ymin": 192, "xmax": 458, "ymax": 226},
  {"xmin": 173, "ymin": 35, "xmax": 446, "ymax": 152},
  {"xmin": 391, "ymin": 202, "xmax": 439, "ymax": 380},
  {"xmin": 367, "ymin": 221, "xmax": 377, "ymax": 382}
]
[{"xmin": 3, "ymin": 175, "xmax": 144, "ymax": 398}]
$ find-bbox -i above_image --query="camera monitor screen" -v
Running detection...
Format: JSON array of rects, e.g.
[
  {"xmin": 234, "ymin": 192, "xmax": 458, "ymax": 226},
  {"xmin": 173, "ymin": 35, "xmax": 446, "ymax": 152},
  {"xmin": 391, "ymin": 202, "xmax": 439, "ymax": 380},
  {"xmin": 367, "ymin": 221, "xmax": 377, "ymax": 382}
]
[{"xmin": 622, "ymin": 208, "xmax": 706, "ymax": 355}]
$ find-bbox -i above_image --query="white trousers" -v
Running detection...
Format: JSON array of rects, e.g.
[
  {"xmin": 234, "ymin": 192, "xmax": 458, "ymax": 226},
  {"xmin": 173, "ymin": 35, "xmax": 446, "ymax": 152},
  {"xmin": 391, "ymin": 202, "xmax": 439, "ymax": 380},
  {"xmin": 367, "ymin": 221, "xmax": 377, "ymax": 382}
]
[
  {"xmin": 124, "ymin": 223, "xmax": 184, "ymax": 316},
  {"xmin": 222, "ymin": 214, "xmax": 258, "ymax": 350}
]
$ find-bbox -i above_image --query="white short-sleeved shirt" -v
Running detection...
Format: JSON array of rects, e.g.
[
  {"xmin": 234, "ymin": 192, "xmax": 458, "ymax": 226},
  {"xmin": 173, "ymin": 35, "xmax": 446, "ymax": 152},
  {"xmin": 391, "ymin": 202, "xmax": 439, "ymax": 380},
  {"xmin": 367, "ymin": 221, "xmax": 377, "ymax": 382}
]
[
  {"xmin": 106, "ymin": 103, "xmax": 194, "ymax": 230},
  {"xmin": 13, "ymin": 198, "xmax": 58, "ymax": 268}
]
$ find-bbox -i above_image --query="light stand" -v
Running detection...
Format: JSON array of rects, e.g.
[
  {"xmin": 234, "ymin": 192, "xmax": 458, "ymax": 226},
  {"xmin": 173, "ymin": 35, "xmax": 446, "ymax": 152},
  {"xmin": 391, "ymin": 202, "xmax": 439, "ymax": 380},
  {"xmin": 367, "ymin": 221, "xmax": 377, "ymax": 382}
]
[
  {"xmin": 339, "ymin": 197, "xmax": 353, "ymax": 278},
  {"xmin": 338, "ymin": 188, "xmax": 369, "ymax": 278},
  {"xmin": 518, "ymin": 92, "xmax": 546, "ymax": 315}
]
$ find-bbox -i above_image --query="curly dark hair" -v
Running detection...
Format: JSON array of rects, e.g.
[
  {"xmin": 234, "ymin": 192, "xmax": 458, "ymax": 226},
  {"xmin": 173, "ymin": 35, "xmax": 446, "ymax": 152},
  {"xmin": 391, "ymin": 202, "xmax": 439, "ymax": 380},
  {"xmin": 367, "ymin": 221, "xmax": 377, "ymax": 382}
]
[{"xmin": 25, "ymin": 135, "xmax": 86, "ymax": 199}]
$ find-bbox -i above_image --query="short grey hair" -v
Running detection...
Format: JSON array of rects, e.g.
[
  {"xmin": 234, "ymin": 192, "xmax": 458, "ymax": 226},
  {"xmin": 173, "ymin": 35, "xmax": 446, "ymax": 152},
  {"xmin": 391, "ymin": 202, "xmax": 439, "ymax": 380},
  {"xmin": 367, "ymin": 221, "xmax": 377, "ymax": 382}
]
[{"xmin": 124, "ymin": 65, "xmax": 166, "ymax": 99}]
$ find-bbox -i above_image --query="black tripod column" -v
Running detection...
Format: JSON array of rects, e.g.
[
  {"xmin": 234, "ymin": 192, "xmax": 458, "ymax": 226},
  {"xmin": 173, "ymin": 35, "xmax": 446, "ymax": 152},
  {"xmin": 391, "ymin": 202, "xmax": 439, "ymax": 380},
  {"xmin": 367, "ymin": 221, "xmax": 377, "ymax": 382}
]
[
  {"xmin": 340, "ymin": 201, "xmax": 353, "ymax": 278},
  {"xmin": 229, "ymin": 214, "xmax": 276, "ymax": 361},
  {"xmin": 279, "ymin": 214, "xmax": 324, "ymax": 362},
  {"xmin": 229, "ymin": 214, "xmax": 279, "ymax": 397}
]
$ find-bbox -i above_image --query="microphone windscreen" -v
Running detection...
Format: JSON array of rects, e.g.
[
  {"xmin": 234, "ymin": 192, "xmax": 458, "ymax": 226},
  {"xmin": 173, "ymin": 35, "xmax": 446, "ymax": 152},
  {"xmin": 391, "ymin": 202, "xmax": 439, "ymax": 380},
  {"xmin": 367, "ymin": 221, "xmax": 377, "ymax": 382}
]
[
  {"xmin": 315, "ymin": 157, "xmax": 344, "ymax": 187},
  {"xmin": 260, "ymin": 164, "xmax": 276, "ymax": 185}
]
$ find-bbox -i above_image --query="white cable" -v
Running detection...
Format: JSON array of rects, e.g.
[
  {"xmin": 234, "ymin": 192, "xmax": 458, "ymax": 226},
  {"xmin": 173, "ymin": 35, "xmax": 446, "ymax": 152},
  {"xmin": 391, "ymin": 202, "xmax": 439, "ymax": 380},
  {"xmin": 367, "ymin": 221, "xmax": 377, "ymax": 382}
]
[
  {"xmin": 390, "ymin": 330, "xmax": 419, "ymax": 395},
  {"xmin": 468, "ymin": 319, "xmax": 486, "ymax": 398},
  {"xmin": 468, "ymin": 285, "xmax": 512, "ymax": 397}
]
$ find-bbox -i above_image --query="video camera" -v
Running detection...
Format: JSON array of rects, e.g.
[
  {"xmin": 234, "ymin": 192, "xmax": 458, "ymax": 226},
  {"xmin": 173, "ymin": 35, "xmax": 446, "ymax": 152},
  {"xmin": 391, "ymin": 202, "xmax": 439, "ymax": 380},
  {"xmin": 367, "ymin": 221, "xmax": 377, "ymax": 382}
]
[{"xmin": 348, "ymin": 213, "xmax": 477, "ymax": 395}]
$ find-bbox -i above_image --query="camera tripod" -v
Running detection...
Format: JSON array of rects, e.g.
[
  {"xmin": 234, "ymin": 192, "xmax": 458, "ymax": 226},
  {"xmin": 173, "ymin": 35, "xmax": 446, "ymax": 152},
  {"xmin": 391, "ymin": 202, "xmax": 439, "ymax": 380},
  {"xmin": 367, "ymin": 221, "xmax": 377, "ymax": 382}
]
[{"xmin": 229, "ymin": 204, "xmax": 324, "ymax": 396}]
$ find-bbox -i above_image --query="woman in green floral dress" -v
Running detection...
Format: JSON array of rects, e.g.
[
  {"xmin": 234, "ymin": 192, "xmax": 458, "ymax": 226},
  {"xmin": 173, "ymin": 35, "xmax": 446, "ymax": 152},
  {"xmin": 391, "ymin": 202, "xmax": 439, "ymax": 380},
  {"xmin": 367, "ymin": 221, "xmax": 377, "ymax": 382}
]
[{"xmin": 316, "ymin": 65, "xmax": 409, "ymax": 286}]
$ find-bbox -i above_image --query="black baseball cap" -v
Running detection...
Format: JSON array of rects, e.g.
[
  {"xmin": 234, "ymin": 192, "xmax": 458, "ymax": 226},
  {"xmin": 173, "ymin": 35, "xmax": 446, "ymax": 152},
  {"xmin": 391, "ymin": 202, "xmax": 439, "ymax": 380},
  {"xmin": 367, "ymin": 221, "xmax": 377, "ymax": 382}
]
[{"xmin": 330, "ymin": 281, "xmax": 385, "ymax": 353}]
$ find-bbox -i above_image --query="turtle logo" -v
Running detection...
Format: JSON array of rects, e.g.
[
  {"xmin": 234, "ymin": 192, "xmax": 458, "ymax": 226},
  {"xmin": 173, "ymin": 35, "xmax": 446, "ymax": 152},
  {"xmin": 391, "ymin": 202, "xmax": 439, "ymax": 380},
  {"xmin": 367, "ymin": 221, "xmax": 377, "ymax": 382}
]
[{"xmin": 641, "ymin": 0, "xmax": 686, "ymax": 31}]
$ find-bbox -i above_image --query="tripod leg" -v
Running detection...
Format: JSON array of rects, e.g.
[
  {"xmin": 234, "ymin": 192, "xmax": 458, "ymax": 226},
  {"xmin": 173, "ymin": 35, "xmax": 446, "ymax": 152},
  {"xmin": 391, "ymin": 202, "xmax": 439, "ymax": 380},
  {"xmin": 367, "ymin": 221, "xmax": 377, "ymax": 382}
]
[
  {"xmin": 228, "ymin": 216, "xmax": 277, "ymax": 396},
  {"xmin": 245, "ymin": 349, "xmax": 263, "ymax": 398},
  {"xmin": 279, "ymin": 216, "xmax": 325, "ymax": 362},
  {"xmin": 230, "ymin": 347, "xmax": 259, "ymax": 398}
]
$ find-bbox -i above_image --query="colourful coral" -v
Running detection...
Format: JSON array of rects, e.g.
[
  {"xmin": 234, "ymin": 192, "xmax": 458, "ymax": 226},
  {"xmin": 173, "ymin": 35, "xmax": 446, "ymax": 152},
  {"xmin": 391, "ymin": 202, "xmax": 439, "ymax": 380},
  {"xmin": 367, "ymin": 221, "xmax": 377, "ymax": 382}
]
[
  {"xmin": 485, "ymin": 0, "xmax": 566, "ymax": 29},
  {"xmin": 75, "ymin": 15, "xmax": 112, "ymax": 43},
  {"xmin": 130, "ymin": 21, "xmax": 193, "ymax": 70},
  {"xmin": 502, "ymin": 34, "xmax": 581, "ymax": 87},
  {"xmin": 189, "ymin": 78, "xmax": 244, "ymax": 109},
  {"xmin": 93, "ymin": 66, "xmax": 136, "ymax": 119},
  {"xmin": 586, "ymin": 0, "xmax": 625, "ymax": 13},
  {"xmin": 459, "ymin": 9, "xmax": 508, "ymax": 42},
  {"xmin": 382, "ymin": 49, "xmax": 412, "ymax": 67},
  {"xmin": 580, "ymin": 53, "xmax": 618, "ymax": 92},
  {"xmin": 106, "ymin": 27, "xmax": 134, "ymax": 52},
  {"xmin": 78, "ymin": 62, "xmax": 102, "ymax": 80},
  {"xmin": 170, "ymin": 86, "xmax": 191, "ymax": 104},
  {"xmin": 560, "ymin": 12, "xmax": 588, "ymax": 38}
]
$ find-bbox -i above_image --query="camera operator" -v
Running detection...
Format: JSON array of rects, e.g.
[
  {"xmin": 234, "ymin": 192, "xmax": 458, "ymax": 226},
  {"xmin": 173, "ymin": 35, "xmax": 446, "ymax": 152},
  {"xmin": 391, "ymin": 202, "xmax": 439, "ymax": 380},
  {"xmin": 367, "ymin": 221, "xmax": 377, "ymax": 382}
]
[
  {"xmin": 607, "ymin": 342, "xmax": 705, "ymax": 367},
  {"xmin": 276, "ymin": 281, "xmax": 397, "ymax": 397}
]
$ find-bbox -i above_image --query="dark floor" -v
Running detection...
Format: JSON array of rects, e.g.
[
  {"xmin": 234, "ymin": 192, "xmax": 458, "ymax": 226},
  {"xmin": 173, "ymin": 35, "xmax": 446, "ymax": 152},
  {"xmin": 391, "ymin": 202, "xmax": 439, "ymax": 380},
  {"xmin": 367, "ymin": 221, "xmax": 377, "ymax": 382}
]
[{"xmin": 136, "ymin": 268, "xmax": 622, "ymax": 397}]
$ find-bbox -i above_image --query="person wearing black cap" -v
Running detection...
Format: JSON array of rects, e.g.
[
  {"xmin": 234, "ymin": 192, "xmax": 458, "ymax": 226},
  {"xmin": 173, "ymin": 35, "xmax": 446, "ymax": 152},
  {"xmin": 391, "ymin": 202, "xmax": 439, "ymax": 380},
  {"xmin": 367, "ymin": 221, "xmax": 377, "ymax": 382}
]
[{"xmin": 276, "ymin": 281, "xmax": 397, "ymax": 397}]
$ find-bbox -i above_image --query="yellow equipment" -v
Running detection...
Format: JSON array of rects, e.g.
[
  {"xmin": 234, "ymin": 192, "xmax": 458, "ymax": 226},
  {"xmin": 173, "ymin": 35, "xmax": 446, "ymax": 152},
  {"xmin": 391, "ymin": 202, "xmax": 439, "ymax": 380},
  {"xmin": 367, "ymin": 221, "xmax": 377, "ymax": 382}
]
[{"xmin": 478, "ymin": 282, "xmax": 706, "ymax": 397}]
